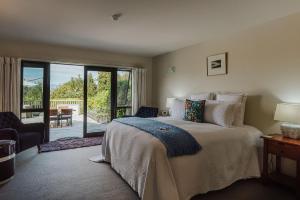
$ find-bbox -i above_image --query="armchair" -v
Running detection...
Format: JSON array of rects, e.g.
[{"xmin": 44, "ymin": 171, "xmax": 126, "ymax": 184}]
[
  {"xmin": 0, "ymin": 112, "xmax": 45, "ymax": 153},
  {"xmin": 124, "ymin": 106, "xmax": 159, "ymax": 118}
]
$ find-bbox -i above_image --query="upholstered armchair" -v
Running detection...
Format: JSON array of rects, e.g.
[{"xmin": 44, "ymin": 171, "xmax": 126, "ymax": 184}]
[
  {"xmin": 0, "ymin": 112, "xmax": 45, "ymax": 153},
  {"xmin": 124, "ymin": 106, "xmax": 159, "ymax": 118}
]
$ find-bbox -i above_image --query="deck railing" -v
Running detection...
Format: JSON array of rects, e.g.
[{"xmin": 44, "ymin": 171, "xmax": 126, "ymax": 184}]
[
  {"xmin": 23, "ymin": 100, "xmax": 43, "ymax": 109},
  {"xmin": 23, "ymin": 100, "xmax": 132, "ymax": 119},
  {"xmin": 50, "ymin": 99, "xmax": 84, "ymax": 109},
  {"xmin": 23, "ymin": 99, "xmax": 84, "ymax": 110}
]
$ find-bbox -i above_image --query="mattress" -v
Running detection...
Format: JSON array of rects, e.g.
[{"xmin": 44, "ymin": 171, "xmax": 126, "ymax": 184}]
[{"xmin": 102, "ymin": 117, "xmax": 262, "ymax": 200}]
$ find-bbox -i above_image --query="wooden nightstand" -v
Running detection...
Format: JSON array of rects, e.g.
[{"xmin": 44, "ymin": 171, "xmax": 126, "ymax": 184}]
[{"xmin": 261, "ymin": 135, "xmax": 300, "ymax": 197}]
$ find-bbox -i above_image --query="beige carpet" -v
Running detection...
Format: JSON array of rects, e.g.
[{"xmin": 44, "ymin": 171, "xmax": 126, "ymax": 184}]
[
  {"xmin": 0, "ymin": 146, "xmax": 138, "ymax": 200},
  {"xmin": 0, "ymin": 146, "xmax": 296, "ymax": 200}
]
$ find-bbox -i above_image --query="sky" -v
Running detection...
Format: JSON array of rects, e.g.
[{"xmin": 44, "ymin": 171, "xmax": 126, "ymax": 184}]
[
  {"xmin": 50, "ymin": 64, "xmax": 84, "ymax": 89},
  {"xmin": 24, "ymin": 64, "xmax": 129, "ymax": 90},
  {"xmin": 23, "ymin": 64, "xmax": 84, "ymax": 89}
]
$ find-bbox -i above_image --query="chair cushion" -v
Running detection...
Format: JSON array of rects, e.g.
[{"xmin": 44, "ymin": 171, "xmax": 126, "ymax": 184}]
[
  {"xmin": 19, "ymin": 131, "xmax": 41, "ymax": 151},
  {"xmin": 0, "ymin": 112, "xmax": 22, "ymax": 130},
  {"xmin": 136, "ymin": 107, "xmax": 158, "ymax": 118}
]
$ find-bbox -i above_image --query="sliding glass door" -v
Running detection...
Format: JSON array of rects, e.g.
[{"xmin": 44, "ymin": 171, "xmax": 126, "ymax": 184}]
[
  {"xmin": 21, "ymin": 61, "xmax": 50, "ymax": 142},
  {"xmin": 49, "ymin": 64, "xmax": 84, "ymax": 141},
  {"xmin": 84, "ymin": 67, "xmax": 117, "ymax": 137},
  {"xmin": 21, "ymin": 61, "xmax": 132, "ymax": 140}
]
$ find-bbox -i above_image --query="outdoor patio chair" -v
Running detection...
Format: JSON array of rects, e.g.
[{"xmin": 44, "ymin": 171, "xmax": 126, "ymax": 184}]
[
  {"xmin": 60, "ymin": 109, "xmax": 73, "ymax": 127},
  {"xmin": 49, "ymin": 109, "xmax": 59, "ymax": 128}
]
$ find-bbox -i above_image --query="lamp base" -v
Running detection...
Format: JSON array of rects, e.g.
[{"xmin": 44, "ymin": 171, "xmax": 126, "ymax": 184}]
[{"xmin": 280, "ymin": 123, "xmax": 300, "ymax": 139}]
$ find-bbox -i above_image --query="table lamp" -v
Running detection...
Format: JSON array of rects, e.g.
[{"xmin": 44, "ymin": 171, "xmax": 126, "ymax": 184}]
[
  {"xmin": 166, "ymin": 97, "xmax": 175, "ymax": 109},
  {"xmin": 274, "ymin": 103, "xmax": 300, "ymax": 139},
  {"xmin": 163, "ymin": 97, "xmax": 175, "ymax": 116}
]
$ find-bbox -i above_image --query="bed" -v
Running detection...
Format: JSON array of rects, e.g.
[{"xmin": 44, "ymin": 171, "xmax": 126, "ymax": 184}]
[{"xmin": 102, "ymin": 116, "xmax": 262, "ymax": 200}]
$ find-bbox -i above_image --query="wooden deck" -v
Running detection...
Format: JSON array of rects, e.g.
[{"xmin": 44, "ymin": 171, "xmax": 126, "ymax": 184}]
[
  {"xmin": 22, "ymin": 114, "xmax": 108, "ymax": 141},
  {"xmin": 50, "ymin": 115, "xmax": 107, "ymax": 141}
]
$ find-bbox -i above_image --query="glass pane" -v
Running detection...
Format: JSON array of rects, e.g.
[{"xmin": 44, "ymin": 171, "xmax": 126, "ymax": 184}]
[
  {"xmin": 117, "ymin": 107, "xmax": 132, "ymax": 118},
  {"xmin": 87, "ymin": 71, "xmax": 111, "ymax": 133},
  {"xmin": 117, "ymin": 70, "xmax": 132, "ymax": 118},
  {"xmin": 23, "ymin": 67, "xmax": 44, "ymax": 109},
  {"xmin": 49, "ymin": 64, "xmax": 84, "ymax": 141},
  {"xmin": 21, "ymin": 112, "xmax": 44, "ymax": 124}
]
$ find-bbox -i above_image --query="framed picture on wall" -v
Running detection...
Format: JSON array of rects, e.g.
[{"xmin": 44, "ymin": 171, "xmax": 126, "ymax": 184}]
[{"xmin": 207, "ymin": 53, "xmax": 227, "ymax": 76}]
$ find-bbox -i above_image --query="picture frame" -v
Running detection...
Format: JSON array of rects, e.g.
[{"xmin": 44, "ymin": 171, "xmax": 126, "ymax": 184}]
[{"xmin": 207, "ymin": 52, "xmax": 228, "ymax": 76}]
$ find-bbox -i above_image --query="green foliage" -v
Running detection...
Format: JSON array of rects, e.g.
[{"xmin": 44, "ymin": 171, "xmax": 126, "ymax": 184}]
[
  {"xmin": 117, "ymin": 108, "xmax": 126, "ymax": 118},
  {"xmin": 117, "ymin": 72, "xmax": 132, "ymax": 106},
  {"xmin": 23, "ymin": 71, "xmax": 132, "ymax": 118},
  {"xmin": 87, "ymin": 73, "xmax": 97, "ymax": 97},
  {"xmin": 23, "ymin": 82, "xmax": 43, "ymax": 102},
  {"xmin": 51, "ymin": 75, "xmax": 84, "ymax": 99},
  {"xmin": 87, "ymin": 72, "xmax": 111, "ymax": 115}
]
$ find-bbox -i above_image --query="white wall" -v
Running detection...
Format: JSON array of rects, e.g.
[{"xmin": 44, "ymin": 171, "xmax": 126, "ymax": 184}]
[
  {"xmin": 153, "ymin": 12, "xmax": 300, "ymax": 135},
  {"xmin": 152, "ymin": 13, "xmax": 300, "ymax": 177}
]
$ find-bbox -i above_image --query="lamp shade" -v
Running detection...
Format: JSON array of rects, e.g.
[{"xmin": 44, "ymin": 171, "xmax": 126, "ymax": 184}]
[
  {"xmin": 166, "ymin": 98, "xmax": 175, "ymax": 108},
  {"xmin": 274, "ymin": 103, "xmax": 300, "ymax": 124}
]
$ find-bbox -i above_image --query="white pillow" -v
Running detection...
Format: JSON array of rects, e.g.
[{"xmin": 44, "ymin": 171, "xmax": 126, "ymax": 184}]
[
  {"xmin": 190, "ymin": 92, "xmax": 213, "ymax": 100},
  {"xmin": 204, "ymin": 100, "xmax": 235, "ymax": 127},
  {"xmin": 216, "ymin": 92, "xmax": 247, "ymax": 126},
  {"xmin": 169, "ymin": 98, "xmax": 185, "ymax": 119}
]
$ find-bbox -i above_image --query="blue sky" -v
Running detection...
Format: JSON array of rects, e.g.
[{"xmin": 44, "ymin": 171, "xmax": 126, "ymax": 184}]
[
  {"xmin": 23, "ymin": 64, "xmax": 84, "ymax": 89},
  {"xmin": 24, "ymin": 67, "xmax": 43, "ymax": 80},
  {"xmin": 50, "ymin": 64, "xmax": 84, "ymax": 89},
  {"xmin": 24, "ymin": 64, "xmax": 128, "ymax": 90}
]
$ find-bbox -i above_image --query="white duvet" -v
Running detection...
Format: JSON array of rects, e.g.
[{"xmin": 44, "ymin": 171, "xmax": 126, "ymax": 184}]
[{"xmin": 102, "ymin": 117, "xmax": 262, "ymax": 200}]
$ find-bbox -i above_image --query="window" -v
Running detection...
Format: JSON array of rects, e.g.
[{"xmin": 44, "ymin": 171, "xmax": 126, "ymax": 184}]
[
  {"xmin": 22, "ymin": 67, "xmax": 44, "ymax": 110},
  {"xmin": 21, "ymin": 61, "xmax": 49, "ymax": 127},
  {"xmin": 117, "ymin": 70, "xmax": 132, "ymax": 117}
]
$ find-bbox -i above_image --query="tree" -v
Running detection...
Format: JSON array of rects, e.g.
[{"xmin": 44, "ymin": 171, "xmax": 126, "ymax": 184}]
[
  {"xmin": 87, "ymin": 73, "xmax": 97, "ymax": 97},
  {"xmin": 117, "ymin": 72, "xmax": 131, "ymax": 106},
  {"xmin": 51, "ymin": 75, "xmax": 84, "ymax": 99},
  {"xmin": 97, "ymin": 72, "xmax": 111, "ymax": 91},
  {"xmin": 47, "ymin": 71, "xmax": 132, "ymax": 119},
  {"xmin": 23, "ymin": 82, "xmax": 43, "ymax": 102}
]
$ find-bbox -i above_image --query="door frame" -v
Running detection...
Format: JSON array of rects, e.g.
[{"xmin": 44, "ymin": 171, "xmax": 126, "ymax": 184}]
[
  {"xmin": 20, "ymin": 61, "xmax": 127, "ymax": 140},
  {"xmin": 20, "ymin": 60, "xmax": 50, "ymax": 143},
  {"xmin": 83, "ymin": 66, "xmax": 117, "ymax": 137}
]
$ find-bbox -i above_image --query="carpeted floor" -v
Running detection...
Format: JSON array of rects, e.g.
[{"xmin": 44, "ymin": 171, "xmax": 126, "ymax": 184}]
[{"xmin": 0, "ymin": 146, "xmax": 297, "ymax": 200}]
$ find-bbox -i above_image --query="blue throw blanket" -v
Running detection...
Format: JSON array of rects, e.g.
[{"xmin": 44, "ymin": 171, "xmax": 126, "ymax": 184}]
[{"xmin": 113, "ymin": 117, "xmax": 201, "ymax": 157}]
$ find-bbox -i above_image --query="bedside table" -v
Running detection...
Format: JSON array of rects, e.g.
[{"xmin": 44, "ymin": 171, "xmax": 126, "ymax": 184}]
[
  {"xmin": 261, "ymin": 135, "xmax": 300, "ymax": 197},
  {"xmin": 0, "ymin": 140, "xmax": 16, "ymax": 184}
]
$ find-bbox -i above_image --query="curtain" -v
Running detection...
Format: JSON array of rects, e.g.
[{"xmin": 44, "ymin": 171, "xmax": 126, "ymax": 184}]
[
  {"xmin": 132, "ymin": 68, "xmax": 147, "ymax": 114},
  {"xmin": 0, "ymin": 57, "xmax": 21, "ymax": 116}
]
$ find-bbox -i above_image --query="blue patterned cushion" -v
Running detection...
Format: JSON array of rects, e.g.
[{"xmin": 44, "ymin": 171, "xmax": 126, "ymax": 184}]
[{"xmin": 184, "ymin": 100, "xmax": 206, "ymax": 123}]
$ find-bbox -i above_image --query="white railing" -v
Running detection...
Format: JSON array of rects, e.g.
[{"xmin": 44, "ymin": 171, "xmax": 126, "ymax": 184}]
[
  {"xmin": 23, "ymin": 100, "xmax": 43, "ymax": 109},
  {"xmin": 50, "ymin": 99, "xmax": 83, "ymax": 109},
  {"xmin": 23, "ymin": 99, "xmax": 84, "ymax": 110}
]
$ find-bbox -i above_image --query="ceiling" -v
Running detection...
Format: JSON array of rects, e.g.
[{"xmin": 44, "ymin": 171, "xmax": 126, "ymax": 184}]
[{"xmin": 1, "ymin": 0, "xmax": 300, "ymax": 57}]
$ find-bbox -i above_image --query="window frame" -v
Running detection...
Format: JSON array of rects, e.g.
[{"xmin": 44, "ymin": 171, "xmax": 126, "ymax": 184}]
[{"xmin": 20, "ymin": 60, "xmax": 50, "ymax": 141}]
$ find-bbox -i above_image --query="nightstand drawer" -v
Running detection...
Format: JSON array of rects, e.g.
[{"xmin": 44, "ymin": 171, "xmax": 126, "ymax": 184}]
[
  {"xmin": 268, "ymin": 140, "xmax": 300, "ymax": 160},
  {"xmin": 262, "ymin": 135, "xmax": 300, "ymax": 197}
]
